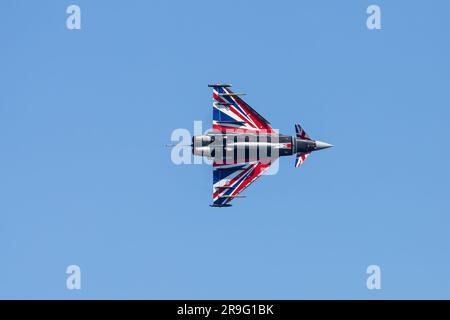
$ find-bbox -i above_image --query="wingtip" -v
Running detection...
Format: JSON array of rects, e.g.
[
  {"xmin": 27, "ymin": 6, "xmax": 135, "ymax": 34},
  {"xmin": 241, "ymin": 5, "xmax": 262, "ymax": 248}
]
[
  {"xmin": 208, "ymin": 84, "xmax": 232, "ymax": 88},
  {"xmin": 210, "ymin": 204, "xmax": 233, "ymax": 208}
]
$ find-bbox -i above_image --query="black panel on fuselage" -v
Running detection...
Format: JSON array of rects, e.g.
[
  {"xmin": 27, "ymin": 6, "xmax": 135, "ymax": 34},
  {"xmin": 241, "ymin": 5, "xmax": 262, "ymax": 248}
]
[{"xmin": 208, "ymin": 132, "xmax": 294, "ymax": 165}]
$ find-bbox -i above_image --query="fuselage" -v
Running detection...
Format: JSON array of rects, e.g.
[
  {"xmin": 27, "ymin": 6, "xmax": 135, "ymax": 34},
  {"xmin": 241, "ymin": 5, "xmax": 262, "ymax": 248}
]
[{"xmin": 192, "ymin": 131, "xmax": 319, "ymax": 165}]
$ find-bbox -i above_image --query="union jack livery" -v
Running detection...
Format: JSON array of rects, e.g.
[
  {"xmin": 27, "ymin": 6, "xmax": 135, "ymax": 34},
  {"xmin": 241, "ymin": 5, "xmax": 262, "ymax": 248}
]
[{"xmin": 192, "ymin": 84, "xmax": 333, "ymax": 207}]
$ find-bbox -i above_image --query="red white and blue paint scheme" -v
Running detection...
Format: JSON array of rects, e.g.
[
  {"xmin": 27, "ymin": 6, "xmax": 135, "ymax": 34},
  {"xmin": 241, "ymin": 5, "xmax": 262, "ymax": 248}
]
[{"xmin": 192, "ymin": 84, "xmax": 333, "ymax": 207}]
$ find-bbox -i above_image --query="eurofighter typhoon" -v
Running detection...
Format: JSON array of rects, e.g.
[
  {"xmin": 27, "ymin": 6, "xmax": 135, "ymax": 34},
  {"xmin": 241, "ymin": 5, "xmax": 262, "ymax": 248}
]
[{"xmin": 193, "ymin": 84, "xmax": 333, "ymax": 207}]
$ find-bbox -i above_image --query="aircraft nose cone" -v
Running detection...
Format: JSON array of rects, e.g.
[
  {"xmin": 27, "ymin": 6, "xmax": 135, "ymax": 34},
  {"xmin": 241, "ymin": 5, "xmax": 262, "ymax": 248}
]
[{"xmin": 315, "ymin": 140, "xmax": 334, "ymax": 150}]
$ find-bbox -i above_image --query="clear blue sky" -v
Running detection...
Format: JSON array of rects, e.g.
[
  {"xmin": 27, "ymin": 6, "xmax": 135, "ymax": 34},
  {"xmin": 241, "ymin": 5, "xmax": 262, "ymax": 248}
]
[{"xmin": 1, "ymin": 0, "xmax": 449, "ymax": 299}]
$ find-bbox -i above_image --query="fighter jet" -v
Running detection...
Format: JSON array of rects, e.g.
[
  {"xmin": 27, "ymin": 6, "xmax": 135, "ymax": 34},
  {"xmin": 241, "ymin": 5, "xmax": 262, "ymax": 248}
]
[{"xmin": 192, "ymin": 84, "xmax": 333, "ymax": 207}]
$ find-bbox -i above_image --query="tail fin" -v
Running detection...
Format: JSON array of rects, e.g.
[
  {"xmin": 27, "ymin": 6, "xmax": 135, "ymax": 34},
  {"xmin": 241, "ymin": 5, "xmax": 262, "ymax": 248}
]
[
  {"xmin": 295, "ymin": 123, "xmax": 311, "ymax": 140},
  {"xmin": 295, "ymin": 123, "xmax": 311, "ymax": 167}
]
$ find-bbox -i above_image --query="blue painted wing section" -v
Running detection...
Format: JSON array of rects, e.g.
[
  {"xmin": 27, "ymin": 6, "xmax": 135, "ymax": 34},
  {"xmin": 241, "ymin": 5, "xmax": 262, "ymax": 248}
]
[{"xmin": 213, "ymin": 165, "xmax": 246, "ymax": 184}]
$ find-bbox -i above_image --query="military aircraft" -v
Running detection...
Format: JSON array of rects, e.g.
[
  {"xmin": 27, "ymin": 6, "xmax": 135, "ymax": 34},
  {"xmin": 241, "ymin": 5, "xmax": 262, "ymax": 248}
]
[{"xmin": 192, "ymin": 84, "xmax": 333, "ymax": 207}]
